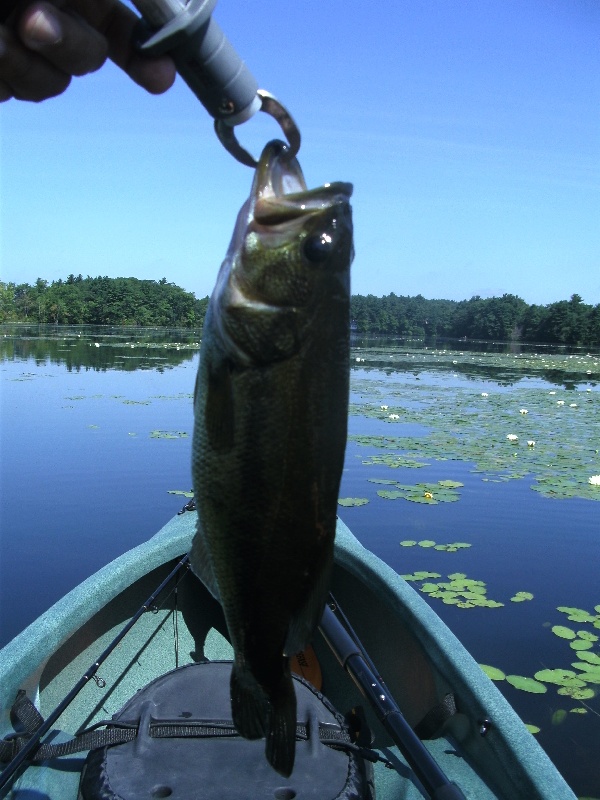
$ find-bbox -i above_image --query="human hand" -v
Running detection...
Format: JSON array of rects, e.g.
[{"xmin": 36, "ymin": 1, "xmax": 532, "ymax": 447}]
[{"xmin": 0, "ymin": 0, "xmax": 176, "ymax": 102}]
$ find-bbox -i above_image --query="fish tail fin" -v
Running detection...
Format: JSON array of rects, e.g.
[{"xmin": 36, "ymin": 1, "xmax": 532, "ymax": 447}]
[
  {"xmin": 265, "ymin": 671, "xmax": 297, "ymax": 778},
  {"xmin": 230, "ymin": 661, "xmax": 268, "ymax": 740}
]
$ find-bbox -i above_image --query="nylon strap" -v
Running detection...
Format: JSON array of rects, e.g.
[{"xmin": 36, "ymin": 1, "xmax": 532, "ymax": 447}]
[{"xmin": 1, "ymin": 694, "xmax": 360, "ymax": 765}]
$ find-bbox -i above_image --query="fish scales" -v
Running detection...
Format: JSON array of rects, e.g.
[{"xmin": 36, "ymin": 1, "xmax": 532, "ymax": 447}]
[{"xmin": 190, "ymin": 139, "xmax": 353, "ymax": 777}]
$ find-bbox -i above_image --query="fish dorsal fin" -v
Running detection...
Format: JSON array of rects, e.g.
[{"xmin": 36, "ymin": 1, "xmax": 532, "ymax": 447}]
[{"xmin": 205, "ymin": 357, "xmax": 235, "ymax": 452}]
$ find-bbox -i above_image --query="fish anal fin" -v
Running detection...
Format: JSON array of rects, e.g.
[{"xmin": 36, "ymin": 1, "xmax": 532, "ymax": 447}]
[
  {"xmin": 265, "ymin": 669, "xmax": 297, "ymax": 778},
  {"xmin": 205, "ymin": 357, "xmax": 235, "ymax": 452},
  {"xmin": 230, "ymin": 661, "xmax": 268, "ymax": 740},
  {"xmin": 189, "ymin": 522, "xmax": 221, "ymax": 602}
]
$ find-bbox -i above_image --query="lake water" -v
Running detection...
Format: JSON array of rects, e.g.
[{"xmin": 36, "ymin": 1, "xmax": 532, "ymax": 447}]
[{"xmin": 1, "ymin": 325, "xmax": 599, "ymax": 797}]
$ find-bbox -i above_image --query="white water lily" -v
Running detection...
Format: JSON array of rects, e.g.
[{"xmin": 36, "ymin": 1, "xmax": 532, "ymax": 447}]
[
  {"xmin": 589, "ymin": 476, "xmax": 600, "ymax": 487},
  {"xmin": 389, "ymin": 414, "xmax": 400, "ymax": 420},
  {"xmin": 519, "ymin": 409, "xmax": 528, "ymax": 414},
  {"xmin": 527, "ymin": 441, "xmax": 536, "ymax": 447},
  {"xmin": 481, "ymin": 392, "xmax": 489, "ymax": 397},
  {"xmin": 549, "ymin": 391, "xmax": 556, "ymax": 395},
  {"xmin": 570, "ymin": 403, "xmax": 577, "ymax": 408},
  {"xmin": 506, "ymin": 434, "xmax": 518, "ymax": 441},
  {"xmin": 380, "ymin": 405, "xmax": 389, "ymax": 410},
  {"xmin": 557, "ymin": 401, "xmax": 565, "ymax": 406}
]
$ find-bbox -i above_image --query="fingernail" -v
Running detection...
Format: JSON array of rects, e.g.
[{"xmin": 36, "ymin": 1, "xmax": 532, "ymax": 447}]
[{"xmin": 26, "ymin": 8, "xmax": 62, "ymax": 46}]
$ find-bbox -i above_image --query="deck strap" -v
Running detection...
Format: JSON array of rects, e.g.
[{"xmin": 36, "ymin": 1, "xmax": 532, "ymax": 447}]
[{"xmin": 0, "ymin": 693, "xmax": 384, "ymax": 766}]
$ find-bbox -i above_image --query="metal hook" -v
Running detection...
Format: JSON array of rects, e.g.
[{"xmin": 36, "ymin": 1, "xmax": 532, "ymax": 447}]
[{"xmin": 214, "ymin": 90, "xmax": 301, "ymax": 168}]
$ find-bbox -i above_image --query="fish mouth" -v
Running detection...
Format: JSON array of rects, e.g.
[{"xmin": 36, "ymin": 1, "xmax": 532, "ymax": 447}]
[{"xmin": 251, "ymin": 140, "xmax": 353, "ymax": 226}]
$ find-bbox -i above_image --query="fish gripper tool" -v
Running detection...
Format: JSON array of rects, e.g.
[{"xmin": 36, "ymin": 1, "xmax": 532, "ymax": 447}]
[{"xmin": 131, "ymin": 0, "xmax": 301, "ymax": 166}]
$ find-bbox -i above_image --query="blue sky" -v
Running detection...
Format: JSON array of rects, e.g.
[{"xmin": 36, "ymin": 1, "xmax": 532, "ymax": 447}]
[{"xmin": 1, "ymin": 0, "xmax": 599, "ymax": 305}]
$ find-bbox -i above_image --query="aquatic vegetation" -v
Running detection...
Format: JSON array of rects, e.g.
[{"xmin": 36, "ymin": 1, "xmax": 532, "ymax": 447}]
[
  {"xmin": 479, "ymin": 602, "xmax": 600, "ymax": 736},
  {"xmin": 377, "ymin": 480, "xmax": 462, "ymax": 504},
  {"xmin": 506, "ymin": 675, "xmax": 547, "ymax": 694},
  {"xmin": 338, "ymin": 497, "xmax": 369, "ymax": 507},
  {"xmin": 480, "ymin": 664, "xmax": 505, "ymax": 681},
  {"xmin": 361, "ymin": 453, "xmax": 429, "ymax": 468},
  {"xmin": 551, "ymin": 625, "xmax": 576, "ymax": 639},
  {"xmin": 402, "ymin": 571, "xmax": 504, "ymax": 609},
  {"xmin": 150, "ymin": 430, "xmax": 189, "ymax": 439},
  {"xmin": 399, "ymin": 539, "xmax": 471, "ymax": 553},
  {"xmin": 168, "ymin": 490, "xmax": 194, "ymax": 498},
  {"xmin": 557, "ymin": 605, "xmax": 600, "ymax": 627},
  {"xmin": 510, "ymin": 591, "xmax": 534, "ymax": 602},
  {"xmin": 349, "ymin": 356, "xmax": 600, "ymax": 500}
]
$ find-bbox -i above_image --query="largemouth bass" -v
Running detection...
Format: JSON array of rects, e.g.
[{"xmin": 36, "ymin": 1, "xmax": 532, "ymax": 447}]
[{"xmin": 190, "ymin": 139, "xmax": 353, "ymax": 777}]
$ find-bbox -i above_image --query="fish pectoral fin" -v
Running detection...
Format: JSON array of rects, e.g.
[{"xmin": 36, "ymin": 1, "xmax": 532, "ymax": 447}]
[
  {"xmin": 283, "ymin": 557, "xmax": 333, "ymax": 657},
  {"xmin": 189, "ymin": 523, "xmax": 221, "ymax": 602},
  {"xmin": 205, "ymin": 357, "xmax": 235, "ymax": 452}
]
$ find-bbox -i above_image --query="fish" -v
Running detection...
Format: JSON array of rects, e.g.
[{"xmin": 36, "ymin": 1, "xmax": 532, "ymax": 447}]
[{"xmin": 189, "ymin": 139, "xmax": 353, "ymax": 777}]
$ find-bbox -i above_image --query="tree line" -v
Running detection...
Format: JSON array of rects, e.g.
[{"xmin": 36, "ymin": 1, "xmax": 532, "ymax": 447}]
[
  {"xmin": 0, "ymin": 275, "xmax": 209, "ymax": 328},
  {"xmin": 351, "ymin": 292, "xmax": 600, "ymax": 346},
  {"xmin": 1, "ymin": 277, "xmax": 598, "ymax": 345}
]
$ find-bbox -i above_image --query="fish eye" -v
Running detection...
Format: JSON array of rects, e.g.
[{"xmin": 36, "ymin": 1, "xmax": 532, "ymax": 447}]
[{"xmin": 303, "ymin": 233, "xmax": 334, "ymax": 263}]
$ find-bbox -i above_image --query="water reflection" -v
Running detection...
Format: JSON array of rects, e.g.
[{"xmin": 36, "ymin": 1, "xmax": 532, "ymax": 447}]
[
  {"xmin": 350, "ymin": 336, "xmax": 600, "ymax": 389},
  {"xmin": 1, "ymin": 324, "xmax": 199, "ymax": 372},
  {"xmin": 2, "ymin": 326, "xmax": 598, "ymax": 387}
]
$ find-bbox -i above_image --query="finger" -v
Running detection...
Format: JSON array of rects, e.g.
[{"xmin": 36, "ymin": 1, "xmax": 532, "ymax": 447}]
[
  {"xmin": 18, "ymin": 1, "xmax": 108, "ymax": 77},
  {"xmin": 70, "ymin": 0, "xmax": 176, "ymax": 94},
  {"xmin": 0, "ymin": 23, "xmax": 71, "ymax": 101}
]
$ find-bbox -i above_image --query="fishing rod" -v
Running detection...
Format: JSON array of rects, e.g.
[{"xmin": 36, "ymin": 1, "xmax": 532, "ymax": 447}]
[
  {"xmin": 0, "ymin": 555, "xmax": 190, "ymax": 793},
  {"xmin": 319, "ymin": 596, "xmax": 467, "ymax": 800}
]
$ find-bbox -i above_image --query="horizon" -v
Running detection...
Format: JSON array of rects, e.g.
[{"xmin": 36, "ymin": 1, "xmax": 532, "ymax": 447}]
[{"xmin": 2, "ymin": 0, "xmax": 599, "ymax": 306}]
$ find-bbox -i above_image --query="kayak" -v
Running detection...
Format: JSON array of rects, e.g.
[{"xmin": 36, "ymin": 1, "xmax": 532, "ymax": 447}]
[{"xmin": 0, "ymin": 512, "xmax": 575, "ymax": 799}]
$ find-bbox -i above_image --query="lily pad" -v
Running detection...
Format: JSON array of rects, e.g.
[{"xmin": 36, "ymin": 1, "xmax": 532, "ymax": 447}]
[
  {"xmin": 506, "ymin": 675, "xmax": 547, "ymax": 694},
  {"xmin": 534, "ymin": 668, "xmax": 582, "ymax": 686},
  {"xmin": 525, "ymin": 724, "xmax": 541, "ymax": 734},
  {"xmin": 338, "ymin": 497, "xmax": 369, "ymax": 507},
  {"xmin": 557, "ymin": 606, "xmax": 600, "ymax": 624},
  {"xmin": 480, "ymin": 664, "xmax": 506, "ymax": 681},
  {"xmin": 401, "ymin": 571, "xmax": 442, "ymax": 581},
  {"xmin": 399, "ymin": 540, "xmax": 417, "ymax": 547},
  {"xmin": 168, "ymin": 490, "xmax": 194, "ymax": 498},
  {"xmin": 577, "ymin": 631, "xmax": 599, "ymax": 642},
  {"xmin": 551, "ymin": 709, "xmax": 568, "ymax": 725},
  {"xmin": 570, "ymin": 639, "xmax": 594, "ymax": 651},
  {"xmin": 511, "ymin": 592, "xmax": 534, "ymax": 602},
  {"xmin": 575, "ymin": 651, "xmax": 600, "ymax": 666},
  {"xmin": 551, "ymin": 625, "xmax": 576, "ymax": 640},
  {"xmin": 557, "ymin": 687, "xmax": 595, "ymax": 700}
]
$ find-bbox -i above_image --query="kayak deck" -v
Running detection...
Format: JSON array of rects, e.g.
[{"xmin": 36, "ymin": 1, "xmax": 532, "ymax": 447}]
[{"xmin": 0, "ymin": 513, "xmax": 575, "ymax": 799}]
